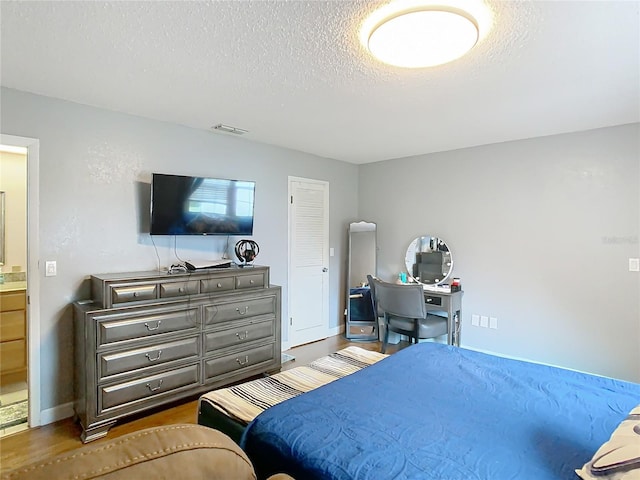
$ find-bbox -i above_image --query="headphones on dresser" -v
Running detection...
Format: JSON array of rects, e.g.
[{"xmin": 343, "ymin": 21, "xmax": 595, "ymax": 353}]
[{"xmin": 235, "ymin": 239, "xmax": 260, "ymax": 266}]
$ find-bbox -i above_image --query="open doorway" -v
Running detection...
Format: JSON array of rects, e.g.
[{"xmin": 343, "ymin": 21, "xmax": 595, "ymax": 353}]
[
  {"xmin": 0, "ymin": 145, "xmax": 28, "ymax": 436},
  {"xmin": 0, "ymin": 134, "xmax": 40, "ymax": 436}
]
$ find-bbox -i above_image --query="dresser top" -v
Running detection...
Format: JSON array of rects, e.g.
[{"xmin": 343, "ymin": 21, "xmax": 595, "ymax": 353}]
[{"xmin": 92, "ymin": 265, "xmax": 267, "ymax": 281}]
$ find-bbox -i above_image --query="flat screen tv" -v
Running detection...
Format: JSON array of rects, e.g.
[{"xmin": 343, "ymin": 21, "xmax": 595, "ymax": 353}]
[{"xmin": 150, "ymin": 173, "xmax": 255, "ymax": 235}]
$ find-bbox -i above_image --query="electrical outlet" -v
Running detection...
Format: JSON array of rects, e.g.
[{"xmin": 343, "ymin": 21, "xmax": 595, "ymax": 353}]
[
  {"xmin": 630, "ymin": 258, "xmax": 640, "ymax": 272},
  {"xmin": 489, "ymin": 317, "xmax": 498, "ymax": 329},
  {"xmin": 471, "ymin": 314, "xmax": 480, "ymax": 327},
  {"xmin": 480, "ymin": 316, "xmax": 489, "ymax": 328},
  {"xmin": 45, "ymin": 260, "xmax": 57, "ymax": 277}
]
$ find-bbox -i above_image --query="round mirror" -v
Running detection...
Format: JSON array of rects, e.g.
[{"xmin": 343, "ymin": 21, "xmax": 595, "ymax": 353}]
[{"xmin": 404, "ymin": 236, "xmax": 453, "ymax": 285}]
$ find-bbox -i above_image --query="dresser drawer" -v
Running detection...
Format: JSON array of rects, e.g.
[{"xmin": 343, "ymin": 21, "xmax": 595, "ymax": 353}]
[
  {"xmin": 204, "ymin": 319, "xmax": 274, "ymax": 353},
  {"xmin": 235, "ymin": 273, "xmax": 265, "ymax": 289},
  {"xmin": 348, "ymin": 325, "xmax": 375, "ymax": 336},
  {"xmin": 204, "ymin": 343, "xmax": 275, "ymax": 380},
  {"xmin": 110, "ymin": 284, "xmax": 158, "ymax": 305},
  {"xmin": 204, "ymin": 296, "xmax": 276, "ymax": 326},
  {"xmin": 159, "ymin": 280, "xmax": 199, "ymax": 298},
  {"xmin": 99, "ymin": 363, "xmax": 200, "ymax": 412},
  {"xmin": 200, "ymin": 276, "xmax": 235, "ymax": 294},
  {"xmin": 0, "ymin": 339, "xmax": 26, "ymax": 371},
  {"xmin": 98, "ymin": 336, "xmax": 200, "ymax": 379},
  {"xmin": 0, "ymin": 291, "xmax": 26, "ymax": 312},
  {"xmin": 97, "ymin": 308, "xmax": 198, "ymax": 346},
  {"xmin": 0, "ymin": 310, "xmax": 26, "ymax": 341}
]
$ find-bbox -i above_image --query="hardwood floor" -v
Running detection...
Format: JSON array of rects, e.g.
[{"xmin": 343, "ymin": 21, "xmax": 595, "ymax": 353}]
[{"xmin": 0, "ymin": 334, "xmax": 407, "ymax": 474}]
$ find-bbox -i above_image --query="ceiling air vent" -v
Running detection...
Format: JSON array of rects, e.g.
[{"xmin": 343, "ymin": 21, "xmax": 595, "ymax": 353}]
[{"xmin": 211, "ymin": 124, "xmax": 248, "ymax": 135}]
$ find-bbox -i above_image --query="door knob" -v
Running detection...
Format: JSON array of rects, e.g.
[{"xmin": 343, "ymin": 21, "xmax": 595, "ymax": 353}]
[{"xmin": 322, "ymin": 267, "xmax": 328, "ymax": 272}]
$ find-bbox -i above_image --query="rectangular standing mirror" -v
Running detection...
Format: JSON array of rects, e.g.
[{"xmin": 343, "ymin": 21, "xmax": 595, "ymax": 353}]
[{"xmin": 345, "ymin": 221, "xmax": 377, "ymax": 340}]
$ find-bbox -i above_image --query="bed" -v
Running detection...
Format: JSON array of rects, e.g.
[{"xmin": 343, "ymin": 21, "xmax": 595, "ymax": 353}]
[{"xmin": 239, "ymin": 342, "xmax": 640, "ymax": 480}]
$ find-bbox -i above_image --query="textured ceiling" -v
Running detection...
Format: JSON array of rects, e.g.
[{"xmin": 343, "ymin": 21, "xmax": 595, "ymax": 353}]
[{"xmin": 1, "ymin": 0, "xmax": 639, "ymax": 164}]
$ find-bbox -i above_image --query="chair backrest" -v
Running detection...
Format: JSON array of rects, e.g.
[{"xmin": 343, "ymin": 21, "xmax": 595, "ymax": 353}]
[
  {"xmin": 369, "ymin": 276, "xmax": 427, "ymax": 319},
  {"xmin": 366, "ymin": 274, "xmax": 382, "ymax": 318}
]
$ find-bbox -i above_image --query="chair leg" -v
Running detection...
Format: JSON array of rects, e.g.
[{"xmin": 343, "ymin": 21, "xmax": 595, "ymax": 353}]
[{"xmin": 381, "ymin": 314, "xmax": 390, "ymax": 354}]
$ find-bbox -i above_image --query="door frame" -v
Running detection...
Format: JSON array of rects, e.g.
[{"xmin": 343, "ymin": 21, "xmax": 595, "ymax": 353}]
[
  {"xmin": 285, "ymin": 176, "xmax": 330, "ymax": 350},
  {"xmin": 1, "ymin": 134, "xmax": 41, "ymax": 427}
]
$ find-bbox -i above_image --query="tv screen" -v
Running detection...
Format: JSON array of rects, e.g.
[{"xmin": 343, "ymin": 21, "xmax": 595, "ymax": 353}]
[{"xmin": 150, "ymin": 173, "xmax": 255, "ymax": 235}]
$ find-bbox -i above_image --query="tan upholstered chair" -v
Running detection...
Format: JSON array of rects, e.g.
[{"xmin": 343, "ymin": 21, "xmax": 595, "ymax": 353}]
[{"xmin": 1, "ymin": 424, "xmax": 294, "ymax": 480}]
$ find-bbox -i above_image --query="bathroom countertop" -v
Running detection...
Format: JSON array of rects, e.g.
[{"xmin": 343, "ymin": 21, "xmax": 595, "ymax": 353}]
[{"xmin": 0, "ymin": 281, "xmax": 27, "ymax": 293}]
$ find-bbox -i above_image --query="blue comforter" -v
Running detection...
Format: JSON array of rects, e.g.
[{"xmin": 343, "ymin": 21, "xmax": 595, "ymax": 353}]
[{"xmin": 241, "ymin": 343, "xmax": 640, "ymax": 479}]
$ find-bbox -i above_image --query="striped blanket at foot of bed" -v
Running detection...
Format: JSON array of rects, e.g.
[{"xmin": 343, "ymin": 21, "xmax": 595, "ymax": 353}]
[{"xmin": 199, "ymin": 346, "xmax": 388, "ymax": 425}]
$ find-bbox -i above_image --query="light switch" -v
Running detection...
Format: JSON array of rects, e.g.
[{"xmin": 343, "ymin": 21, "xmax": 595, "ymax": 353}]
[
  {"xmin": 480, "ymin": 316, "xmax": 489, "ymax": 328},
  {"xmin": 489, "ymin": 317, "xmax": 498, "ymax": 329},
  {"xmin": 471, "ymin": 314, "xmax": 480, "ymax": 326},
  {"xmin": 629, "ymin": 258, "xmax": 640, "ymax": 272},
  {"xmin": 45, "ymin": 260, "xmax": 57, "ymax": 277},
  {"xmin": 329, "ymin": 248, "xmax": 335, "ymax": 257}
]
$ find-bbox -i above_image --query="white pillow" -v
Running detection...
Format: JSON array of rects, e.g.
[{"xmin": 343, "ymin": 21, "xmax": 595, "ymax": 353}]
[{"xmin": 576, "ymin": 405, "xmax": 640, "ymax": 479}]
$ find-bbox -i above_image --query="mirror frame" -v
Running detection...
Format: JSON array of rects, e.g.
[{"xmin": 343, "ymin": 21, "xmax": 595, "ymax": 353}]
[
  {"xmin": 404, "ymin": 235, "xmax": 453, "ymax": 285},
  {"xmin": 347, "ymin": 221, "xmax": 377, "ymax": 288},
  {"xmin": 345, "ymin": 221, "xmax": 378, "ymax": 341}
]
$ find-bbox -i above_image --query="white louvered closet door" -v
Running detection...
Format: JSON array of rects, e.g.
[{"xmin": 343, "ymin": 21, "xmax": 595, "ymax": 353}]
[{"xmin": 288, "ymin": 178, "xmax": 330, "ymax": 347}]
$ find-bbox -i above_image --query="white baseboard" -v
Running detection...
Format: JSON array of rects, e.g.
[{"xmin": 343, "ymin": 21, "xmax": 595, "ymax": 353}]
[
  {"xmin": 461, "ymin": 345, "xmax": 592, "ymax": 376},
  {"xmin": 38, "ymin": 401, "xmax": 74, "ymax": 426},
  {"xmin": 328, "ymin": 324, "xmax": 344, "ymax": 337}
]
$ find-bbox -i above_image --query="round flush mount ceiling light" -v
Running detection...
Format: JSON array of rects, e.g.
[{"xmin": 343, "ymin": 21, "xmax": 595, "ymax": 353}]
[{"xmin": 362, "ymin": 2, "xmax": 488, "ymax": 68}]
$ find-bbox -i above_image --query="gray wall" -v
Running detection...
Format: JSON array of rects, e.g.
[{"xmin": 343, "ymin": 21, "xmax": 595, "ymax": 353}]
[
  {"xmin": 359, "ymin": 124, "xmax": 640, "ymax": 382},
  {"xmin": 2, "ymin": 85, "xmax": 638, "ymax": 416},
  {"xmin": 1, "ymin": 87, "xmax": 359, "ymax": 411}
]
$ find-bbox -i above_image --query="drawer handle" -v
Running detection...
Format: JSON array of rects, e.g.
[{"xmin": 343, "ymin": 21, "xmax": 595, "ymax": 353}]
[
  {"xmin": 236, "ymin": 331, "xmax": 249, "ymax": 340},
  {"xmin": 236, "ymin": 355, "xmax": 249, "ymax": 366},
  {"xmin": 426, "ymin": 298, "xmax": 433, "ymax": 303},
  {"xmin": 145, "ymin": 379, "xmax": 163, "ymax": 392},
  {"xmin": 217, "ymin": 283, "xmax": 222, "ymax": 288},
  {"xmin": 133, "ymin": 292, "xmax": 139, "ymax": 298},
  {"xmin": 236, "ymin": 306, "xmax": 249, "ymax": 315},
  {"xmin": 144, "ymin": 320, "xmax": 162, "ymax": 331},
  {"xmin": 249, "ymin": 279, "xmax": 255, "ymax": 284},
  {"xmin": 178, "ymin": 287, "xmax": 185, "ymax": 293},
  {"xmin": 145, "ymin": 350, "xmax": 162, "ymax": 362}
]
